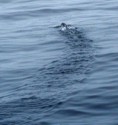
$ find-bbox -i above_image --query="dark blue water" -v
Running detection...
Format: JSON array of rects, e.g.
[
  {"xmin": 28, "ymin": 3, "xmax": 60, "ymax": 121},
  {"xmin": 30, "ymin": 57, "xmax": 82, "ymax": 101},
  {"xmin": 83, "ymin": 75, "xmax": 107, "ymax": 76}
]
[{"xmin": 0, "ymin": 0, "xmax": 118, "ymax": 124}]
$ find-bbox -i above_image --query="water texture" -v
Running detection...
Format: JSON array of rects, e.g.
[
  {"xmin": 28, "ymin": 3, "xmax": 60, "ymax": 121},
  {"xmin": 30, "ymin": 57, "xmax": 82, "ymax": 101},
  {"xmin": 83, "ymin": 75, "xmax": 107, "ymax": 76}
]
[{"xmin": 0, "ymin": 0, "xmax": 118, "ymax": 125}]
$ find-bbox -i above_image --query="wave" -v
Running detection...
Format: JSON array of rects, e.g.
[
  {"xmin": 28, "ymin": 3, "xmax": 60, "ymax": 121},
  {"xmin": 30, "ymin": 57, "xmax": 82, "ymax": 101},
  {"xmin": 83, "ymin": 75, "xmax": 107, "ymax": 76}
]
[
  {"xmin": 0, "ymin": 23, "xmax": 95, "ymax": 124},
  {"xmin": 0, "ymin": 8, "xmax": 82, "ymax": 20},
  {"xmin": 34, "ymin": 23, "xmax": 94, "ymax": 100}
]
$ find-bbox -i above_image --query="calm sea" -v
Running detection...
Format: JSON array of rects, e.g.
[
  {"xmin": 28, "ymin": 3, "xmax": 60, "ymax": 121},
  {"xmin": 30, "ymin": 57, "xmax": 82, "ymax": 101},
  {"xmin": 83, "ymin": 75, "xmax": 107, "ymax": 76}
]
[{"xmin": 0, "ymin": 0, "xmax": 118, "ymax": 124}]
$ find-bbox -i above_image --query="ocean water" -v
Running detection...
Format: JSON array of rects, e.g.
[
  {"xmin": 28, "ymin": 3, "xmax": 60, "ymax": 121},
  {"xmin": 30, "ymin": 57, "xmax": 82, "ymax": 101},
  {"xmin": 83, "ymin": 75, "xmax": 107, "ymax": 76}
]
[{"xmin": 0, "ymin": 0, "xmax": 118, "ymax": 124}]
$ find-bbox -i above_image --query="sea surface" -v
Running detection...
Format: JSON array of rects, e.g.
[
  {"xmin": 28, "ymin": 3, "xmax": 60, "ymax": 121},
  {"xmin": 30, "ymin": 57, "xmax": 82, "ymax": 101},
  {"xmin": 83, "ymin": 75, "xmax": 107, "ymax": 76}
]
[{"xmin": 0, "ymin": 0, "xmax": 118, "ymax": 125}]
